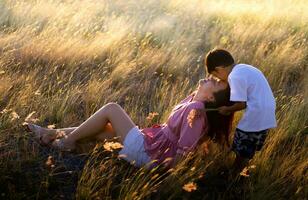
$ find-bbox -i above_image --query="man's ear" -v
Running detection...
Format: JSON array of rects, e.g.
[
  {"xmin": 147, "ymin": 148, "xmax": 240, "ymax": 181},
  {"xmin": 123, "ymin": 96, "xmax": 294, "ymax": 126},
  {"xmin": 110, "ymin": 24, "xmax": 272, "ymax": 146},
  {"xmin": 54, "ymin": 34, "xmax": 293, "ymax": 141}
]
[{"xmin": 215, "ymin": 66, "xmax": 224, "ymax": 72}]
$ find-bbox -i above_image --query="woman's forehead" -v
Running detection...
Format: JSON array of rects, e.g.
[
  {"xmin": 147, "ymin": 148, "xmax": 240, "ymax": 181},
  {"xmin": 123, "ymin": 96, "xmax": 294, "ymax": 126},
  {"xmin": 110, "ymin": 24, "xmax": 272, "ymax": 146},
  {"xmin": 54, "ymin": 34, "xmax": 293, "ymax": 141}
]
[
  {"xmin": 212, "ymin": 79, "xmax": 228, "ymax": 88},
  {"xmin": 207, "ymin": 79, "xmax": 219, "ymax": 84},
  {"xmin": 202, "ymin": 78, "xmax": 227, "ymax": 89}
]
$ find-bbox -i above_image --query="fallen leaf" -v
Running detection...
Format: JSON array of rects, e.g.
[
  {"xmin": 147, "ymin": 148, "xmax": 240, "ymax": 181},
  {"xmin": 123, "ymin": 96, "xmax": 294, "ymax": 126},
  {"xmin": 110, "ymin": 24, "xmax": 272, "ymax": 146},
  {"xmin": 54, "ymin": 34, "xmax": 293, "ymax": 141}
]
[{"xmin": 183, "ymin": 182, "xmax": 197, "ymax": 192}]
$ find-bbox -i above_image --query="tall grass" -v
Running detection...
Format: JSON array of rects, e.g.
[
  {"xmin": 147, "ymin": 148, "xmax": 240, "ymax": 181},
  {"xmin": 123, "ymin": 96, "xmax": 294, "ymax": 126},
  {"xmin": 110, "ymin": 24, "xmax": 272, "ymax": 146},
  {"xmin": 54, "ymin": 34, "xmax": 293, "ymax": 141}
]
[{"xmin": 0, "ymin": 0, "xmax": 307, "ymax": 199}]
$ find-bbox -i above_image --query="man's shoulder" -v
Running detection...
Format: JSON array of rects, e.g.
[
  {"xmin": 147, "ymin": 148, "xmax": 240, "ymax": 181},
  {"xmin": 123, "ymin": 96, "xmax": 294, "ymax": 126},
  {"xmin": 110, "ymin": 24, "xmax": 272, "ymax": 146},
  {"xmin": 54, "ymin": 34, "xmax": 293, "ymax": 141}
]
[
  {"xmin": 229, "ymin": 64, "xmax": 261, "ymax": 78},
  {"xmin": 232, "ymin": 64, "xmax": 255, "ymax": 72}
]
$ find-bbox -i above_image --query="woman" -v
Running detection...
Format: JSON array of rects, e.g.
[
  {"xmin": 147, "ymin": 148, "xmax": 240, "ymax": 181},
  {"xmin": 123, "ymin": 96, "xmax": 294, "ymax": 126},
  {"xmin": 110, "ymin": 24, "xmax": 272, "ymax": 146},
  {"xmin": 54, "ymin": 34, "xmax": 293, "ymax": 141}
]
[{"xmin": 26, "ymin": 78, "xmax": 233, "ymax": 168}]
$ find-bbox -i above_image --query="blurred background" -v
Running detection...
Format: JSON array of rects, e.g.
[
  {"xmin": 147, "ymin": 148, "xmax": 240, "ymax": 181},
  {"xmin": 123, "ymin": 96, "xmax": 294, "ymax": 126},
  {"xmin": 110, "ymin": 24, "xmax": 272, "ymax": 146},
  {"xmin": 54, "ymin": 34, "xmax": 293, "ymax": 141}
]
[{"xmin": 0, "ymin": 0, "xmax": 307, "ymax": 199}]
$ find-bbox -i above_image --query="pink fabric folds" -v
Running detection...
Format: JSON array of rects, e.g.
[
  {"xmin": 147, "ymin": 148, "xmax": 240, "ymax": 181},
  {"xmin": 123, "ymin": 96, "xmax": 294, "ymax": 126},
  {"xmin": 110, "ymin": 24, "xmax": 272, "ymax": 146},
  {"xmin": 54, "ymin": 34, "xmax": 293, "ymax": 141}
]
[{"xmin": 142, "ymin": 95, "xmax": 208, "ymax": 167}]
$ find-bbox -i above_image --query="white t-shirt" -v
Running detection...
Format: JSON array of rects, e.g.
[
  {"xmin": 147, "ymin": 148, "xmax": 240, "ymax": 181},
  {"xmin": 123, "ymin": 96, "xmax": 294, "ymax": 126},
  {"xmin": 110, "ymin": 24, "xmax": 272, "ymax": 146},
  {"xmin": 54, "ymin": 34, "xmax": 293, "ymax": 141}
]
[{"xmin": 228, "ymin": 64, "xmax": 277, "ymax": 132}]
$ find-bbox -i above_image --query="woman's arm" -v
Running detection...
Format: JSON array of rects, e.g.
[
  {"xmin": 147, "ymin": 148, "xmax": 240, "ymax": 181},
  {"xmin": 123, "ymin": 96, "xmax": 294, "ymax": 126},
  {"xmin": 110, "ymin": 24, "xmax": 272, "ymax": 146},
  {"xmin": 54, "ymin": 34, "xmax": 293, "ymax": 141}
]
[{"xmin": 176, "ymin": 105, "xmax": 207, "ymax": 161}]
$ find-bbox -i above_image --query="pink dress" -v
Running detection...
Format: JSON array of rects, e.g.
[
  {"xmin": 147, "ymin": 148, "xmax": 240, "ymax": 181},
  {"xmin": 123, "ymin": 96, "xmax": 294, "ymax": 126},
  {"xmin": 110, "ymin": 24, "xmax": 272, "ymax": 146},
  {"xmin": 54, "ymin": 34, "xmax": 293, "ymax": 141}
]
[{"xmin": 142, "ymin": 95, "xmax": 208, "ymax": 167}]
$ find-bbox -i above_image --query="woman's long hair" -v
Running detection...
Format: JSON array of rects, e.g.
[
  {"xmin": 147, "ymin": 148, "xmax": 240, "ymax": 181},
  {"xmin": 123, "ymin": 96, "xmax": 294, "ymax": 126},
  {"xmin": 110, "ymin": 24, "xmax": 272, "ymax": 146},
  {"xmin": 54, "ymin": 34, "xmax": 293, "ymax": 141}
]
[{"xmin": 203, "ymin": 86, "xmax": 234, "ymax": 146}]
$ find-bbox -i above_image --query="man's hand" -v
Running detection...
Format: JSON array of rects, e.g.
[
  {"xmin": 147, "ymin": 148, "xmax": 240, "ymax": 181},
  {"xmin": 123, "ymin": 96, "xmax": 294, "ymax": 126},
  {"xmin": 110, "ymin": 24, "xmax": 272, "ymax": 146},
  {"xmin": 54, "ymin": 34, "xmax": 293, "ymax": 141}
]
[
  {"xmin": 218, "ymin": 106, "xmax": 231, "ymax": 115},
  {"xmin": 218, "ymin": 102, "xmax": 246, "ymax": 115}
]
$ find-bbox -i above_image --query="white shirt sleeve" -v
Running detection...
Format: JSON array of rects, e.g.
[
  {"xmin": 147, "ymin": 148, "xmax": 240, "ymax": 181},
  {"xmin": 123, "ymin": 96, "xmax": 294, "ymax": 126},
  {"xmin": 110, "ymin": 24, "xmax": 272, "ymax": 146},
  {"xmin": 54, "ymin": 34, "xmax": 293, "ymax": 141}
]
[{"xmin": 229, "ymin": 75, "xmax": 247, "ymax": 102}]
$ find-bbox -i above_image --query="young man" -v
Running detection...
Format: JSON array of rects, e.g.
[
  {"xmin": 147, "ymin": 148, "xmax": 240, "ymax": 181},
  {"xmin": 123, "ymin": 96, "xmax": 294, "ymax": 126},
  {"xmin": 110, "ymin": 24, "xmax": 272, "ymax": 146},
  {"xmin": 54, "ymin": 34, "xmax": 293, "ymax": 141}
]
[{"xmin": 204, "ymin": 48, "xmax": 277, "ymax": 173}]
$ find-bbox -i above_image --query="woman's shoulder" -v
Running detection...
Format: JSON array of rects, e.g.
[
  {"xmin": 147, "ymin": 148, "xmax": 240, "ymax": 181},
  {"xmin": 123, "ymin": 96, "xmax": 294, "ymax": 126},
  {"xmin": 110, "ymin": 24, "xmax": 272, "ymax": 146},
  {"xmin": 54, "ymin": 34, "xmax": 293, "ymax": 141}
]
[
  {"xmin": 185, "ymin": 100, "xmax": 204, "ymax": 110},
  {"xmin": 174, "ymin": 95, "xmax": 204, "ymax": 112}
]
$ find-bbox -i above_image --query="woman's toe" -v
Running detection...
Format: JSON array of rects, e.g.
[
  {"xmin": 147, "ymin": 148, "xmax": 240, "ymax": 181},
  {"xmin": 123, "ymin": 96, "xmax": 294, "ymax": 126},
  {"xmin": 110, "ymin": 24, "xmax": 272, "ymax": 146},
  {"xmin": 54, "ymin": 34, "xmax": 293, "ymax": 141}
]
[
  {"xmin": 24, "ymin": 123, "xmax": 54, "ymax": 145},
  {"xmin": 27, "ymin": 123, "xmax": 39, "ymax": 132},
  {"xmin": 25, "ymin": 123, "xmax": 43, "ymax": 138},
  {"xmin": 23, "ymin": 122, "xmax": 31, "ymax": 132}
]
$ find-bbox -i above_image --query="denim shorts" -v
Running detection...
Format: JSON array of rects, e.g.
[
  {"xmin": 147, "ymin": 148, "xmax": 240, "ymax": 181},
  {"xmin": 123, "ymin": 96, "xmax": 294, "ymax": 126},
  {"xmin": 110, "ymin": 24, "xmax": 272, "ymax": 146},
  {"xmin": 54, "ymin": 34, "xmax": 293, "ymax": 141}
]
[{"xmin": 232, "ymin": 128, "xmax": 268, "ymax": 159}]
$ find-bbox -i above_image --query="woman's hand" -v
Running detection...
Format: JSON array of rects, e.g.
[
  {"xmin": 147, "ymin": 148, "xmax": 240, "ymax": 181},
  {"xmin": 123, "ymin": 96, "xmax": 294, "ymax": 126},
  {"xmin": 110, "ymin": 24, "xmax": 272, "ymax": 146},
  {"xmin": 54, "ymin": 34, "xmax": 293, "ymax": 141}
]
[{"xmin": 187, "ymin": 109, "xmax": 206, "ymax": 128}]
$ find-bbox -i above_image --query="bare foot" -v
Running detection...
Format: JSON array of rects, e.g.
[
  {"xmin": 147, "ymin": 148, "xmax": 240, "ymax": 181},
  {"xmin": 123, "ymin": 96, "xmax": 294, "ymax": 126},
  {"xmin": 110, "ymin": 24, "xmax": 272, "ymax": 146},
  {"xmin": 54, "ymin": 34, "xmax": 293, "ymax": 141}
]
[
  {"xmin": 24, "ymin": 123, "xmax": 56, "ymax": 145},
  {"xmin": 51, "ymin": 137, "xmax": 76, "ymax": 152}
]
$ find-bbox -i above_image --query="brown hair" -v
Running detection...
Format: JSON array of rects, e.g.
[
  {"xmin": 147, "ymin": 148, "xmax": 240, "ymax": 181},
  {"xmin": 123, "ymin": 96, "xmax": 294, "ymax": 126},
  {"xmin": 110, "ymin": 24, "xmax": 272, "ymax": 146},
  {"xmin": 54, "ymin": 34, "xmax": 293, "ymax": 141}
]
[
  {"xmin": 203, "ymin": 87, "xmax": 234, "ymax": 146},
  {"xmin": 205, "ymin": 48, "xmax": 235, "ymax": 73}
]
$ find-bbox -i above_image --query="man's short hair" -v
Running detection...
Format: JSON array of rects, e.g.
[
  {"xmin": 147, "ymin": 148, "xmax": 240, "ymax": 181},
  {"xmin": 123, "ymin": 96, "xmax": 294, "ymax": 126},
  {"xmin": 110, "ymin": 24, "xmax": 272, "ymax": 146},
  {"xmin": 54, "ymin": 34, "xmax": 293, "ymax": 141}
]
[{"xmin": 205, "ymin": 48, "xmax": 235, "ymax": 73}]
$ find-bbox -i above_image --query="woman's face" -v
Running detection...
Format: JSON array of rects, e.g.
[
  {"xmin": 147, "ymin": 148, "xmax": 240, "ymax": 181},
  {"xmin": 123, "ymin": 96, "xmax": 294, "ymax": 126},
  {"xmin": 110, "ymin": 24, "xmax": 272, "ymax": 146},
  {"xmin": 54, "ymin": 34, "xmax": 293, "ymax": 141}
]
[{"xmin": 194, "ymin": 78, "xmax": 228, "ymax": 102}]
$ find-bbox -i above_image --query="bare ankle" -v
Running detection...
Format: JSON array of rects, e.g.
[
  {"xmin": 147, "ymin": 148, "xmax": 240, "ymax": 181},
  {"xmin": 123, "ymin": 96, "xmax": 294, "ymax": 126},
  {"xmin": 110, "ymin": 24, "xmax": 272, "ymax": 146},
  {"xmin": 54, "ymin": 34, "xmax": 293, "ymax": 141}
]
[{"xmin": 55, "ymin": 130, "xmax": 68, "ymax": 139}]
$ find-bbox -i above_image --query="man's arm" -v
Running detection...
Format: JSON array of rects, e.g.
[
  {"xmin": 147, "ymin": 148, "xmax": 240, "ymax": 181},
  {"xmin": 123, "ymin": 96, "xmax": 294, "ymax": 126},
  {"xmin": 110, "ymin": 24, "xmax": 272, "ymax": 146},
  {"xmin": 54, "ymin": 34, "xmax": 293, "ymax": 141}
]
[{"xmin": 218, "ymin": 102, "xmax": 246, "ymax": 115}]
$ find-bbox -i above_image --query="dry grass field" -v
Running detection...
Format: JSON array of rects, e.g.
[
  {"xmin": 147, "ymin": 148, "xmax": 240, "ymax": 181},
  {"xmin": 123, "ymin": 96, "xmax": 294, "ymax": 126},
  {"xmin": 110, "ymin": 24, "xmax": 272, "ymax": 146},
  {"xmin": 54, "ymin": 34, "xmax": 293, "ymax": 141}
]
[{"xmin": 0, "ymin": 0, "xmax": 307, "ymax": 199}]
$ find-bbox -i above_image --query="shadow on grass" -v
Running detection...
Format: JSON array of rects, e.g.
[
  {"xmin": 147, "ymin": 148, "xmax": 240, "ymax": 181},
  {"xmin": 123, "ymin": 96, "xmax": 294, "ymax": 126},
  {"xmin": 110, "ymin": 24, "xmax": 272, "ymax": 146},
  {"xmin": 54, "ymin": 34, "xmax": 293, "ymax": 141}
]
[{"xmin": 0, "ymin": 134, "xmax": 251, "ymax": 200}]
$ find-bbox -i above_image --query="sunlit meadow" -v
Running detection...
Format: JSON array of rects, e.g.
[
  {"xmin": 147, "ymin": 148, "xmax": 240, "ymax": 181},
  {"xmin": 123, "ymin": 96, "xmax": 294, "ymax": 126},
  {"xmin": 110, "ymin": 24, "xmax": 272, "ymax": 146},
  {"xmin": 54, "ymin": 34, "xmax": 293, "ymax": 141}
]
[{"xmin": 0, "ymin": 0, "xmax": 307, "ymax": 199}]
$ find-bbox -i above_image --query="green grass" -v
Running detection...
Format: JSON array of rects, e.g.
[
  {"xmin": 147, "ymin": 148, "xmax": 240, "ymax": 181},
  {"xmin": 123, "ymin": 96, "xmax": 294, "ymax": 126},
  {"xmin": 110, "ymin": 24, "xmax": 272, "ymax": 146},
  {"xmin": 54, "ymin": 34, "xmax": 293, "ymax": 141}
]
[{"xmin": 0, "ymin": 0, "xmax": 307, "ymax": 199}]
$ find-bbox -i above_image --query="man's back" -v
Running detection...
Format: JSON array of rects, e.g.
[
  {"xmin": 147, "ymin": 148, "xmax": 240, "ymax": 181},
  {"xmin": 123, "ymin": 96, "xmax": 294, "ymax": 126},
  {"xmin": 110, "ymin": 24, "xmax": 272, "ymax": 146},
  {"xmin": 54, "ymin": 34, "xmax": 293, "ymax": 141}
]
[{"xmin": 228, "ymin": 64, "xmax": 276, "ymax": 131}]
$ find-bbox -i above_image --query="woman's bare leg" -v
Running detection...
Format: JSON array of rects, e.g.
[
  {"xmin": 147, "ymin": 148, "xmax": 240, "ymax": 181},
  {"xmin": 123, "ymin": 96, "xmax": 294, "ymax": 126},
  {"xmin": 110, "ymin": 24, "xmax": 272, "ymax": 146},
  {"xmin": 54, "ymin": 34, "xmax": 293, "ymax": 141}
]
[
  {"xmin": 72, "ymin": 123, "xmax": 117, "ymax": 152},
  {"xmin": 74, "ymin": 130, "xmax": 116, "ymax": 152},
  {"xmin": 46, "ymin": 122, "xmax": 115, "ymax": 140},
  {"xmin": 26, "ymin": 124, "xmax": 78, "ymax": 144},
  {"xmin": 50, "ymin": 127, "xmax": 116, "ymax": 152},
  {"xmin": 28, "ymin": 123, "xmax": 116, "ymax": 145},
  {"xmin": 54, "ymin": 102, "xmax": 135, "ymax": 149}
]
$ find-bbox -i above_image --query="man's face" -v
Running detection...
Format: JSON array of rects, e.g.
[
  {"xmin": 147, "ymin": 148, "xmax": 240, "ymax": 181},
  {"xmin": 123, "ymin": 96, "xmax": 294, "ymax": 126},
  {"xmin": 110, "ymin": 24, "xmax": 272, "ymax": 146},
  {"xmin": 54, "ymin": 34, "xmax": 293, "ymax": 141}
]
[{"xmin": 211, "ymin": 66, "xmax": 228, "ymax": 82}]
